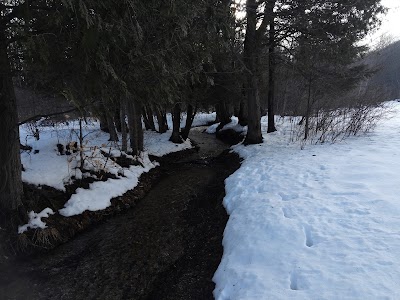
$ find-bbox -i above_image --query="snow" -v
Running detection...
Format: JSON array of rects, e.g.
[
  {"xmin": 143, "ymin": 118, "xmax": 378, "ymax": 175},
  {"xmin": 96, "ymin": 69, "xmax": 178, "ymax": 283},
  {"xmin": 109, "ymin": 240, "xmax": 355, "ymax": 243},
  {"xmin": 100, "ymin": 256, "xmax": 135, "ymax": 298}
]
[
  {"xmin": 18, "ymin": 117, "xmax": 197, "ymax": 229},
  {"xmin": 21, "ymin": 125, "xmax": 73, "ymax": 191},
  {"xmin": 166, "ymin": 111, "xmax": 216, "ymax": 129},
  {"xmin": 214, "ymin": 101, "xmax": 400, "ymax": 299},
  {"xmin": 59, "ymin": 153, "xmax": 156, "ymax": 217},
  {"xmin": 206, "ymin": 116, "xmax": 247, "ymax": 134},
  {"xmin": 205, "ymin": 123, "xmax": 219, "ymax": 134},
  {"xmin": 144, "ymin": 131, "xmax": 192, "ymax": 157},
  {"xmin": 20, "ymin": 120, "xmax": 120, "ymax": 190},
  {"xmin": 20, "ymin": 120, "xmax": 194, "ymax": 190},
  {"xmin": 18, "ymin": 208, "xmax": 55, "ymax": 233}
]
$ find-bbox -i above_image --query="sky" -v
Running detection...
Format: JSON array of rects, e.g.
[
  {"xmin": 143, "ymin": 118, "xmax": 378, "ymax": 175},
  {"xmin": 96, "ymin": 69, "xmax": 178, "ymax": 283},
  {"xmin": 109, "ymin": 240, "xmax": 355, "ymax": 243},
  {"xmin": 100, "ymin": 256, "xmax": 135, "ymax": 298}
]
[{"xmin": 365, "ymin": 0, "xmax": 400, "ymax": 44}]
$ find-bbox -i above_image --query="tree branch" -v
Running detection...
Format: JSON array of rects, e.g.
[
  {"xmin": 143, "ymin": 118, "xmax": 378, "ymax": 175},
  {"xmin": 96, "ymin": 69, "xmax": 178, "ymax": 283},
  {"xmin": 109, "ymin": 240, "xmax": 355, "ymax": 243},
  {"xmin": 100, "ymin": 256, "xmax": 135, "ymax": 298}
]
[
  {"xmin": 18, "ymin": 107, "xmax": 78, "ymax": 126},
  {"xmin": 1, "ymin": 0, "xmax": 53, "ymax": 27}
]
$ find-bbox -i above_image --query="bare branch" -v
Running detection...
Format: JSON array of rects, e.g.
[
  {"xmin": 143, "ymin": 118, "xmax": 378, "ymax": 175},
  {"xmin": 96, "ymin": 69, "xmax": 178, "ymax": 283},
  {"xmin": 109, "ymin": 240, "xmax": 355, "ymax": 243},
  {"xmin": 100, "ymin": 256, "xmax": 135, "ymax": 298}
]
[{"xmin": 18, "ymin": 107, "xmax": 78, "ymax": 126}]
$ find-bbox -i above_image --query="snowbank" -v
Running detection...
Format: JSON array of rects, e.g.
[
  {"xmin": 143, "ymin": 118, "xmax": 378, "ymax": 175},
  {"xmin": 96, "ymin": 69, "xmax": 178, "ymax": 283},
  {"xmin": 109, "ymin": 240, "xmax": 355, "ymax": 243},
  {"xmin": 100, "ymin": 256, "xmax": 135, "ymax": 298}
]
[{"xmin": 59, "ymin": 153, "xmax": 156, "ymax": 216}]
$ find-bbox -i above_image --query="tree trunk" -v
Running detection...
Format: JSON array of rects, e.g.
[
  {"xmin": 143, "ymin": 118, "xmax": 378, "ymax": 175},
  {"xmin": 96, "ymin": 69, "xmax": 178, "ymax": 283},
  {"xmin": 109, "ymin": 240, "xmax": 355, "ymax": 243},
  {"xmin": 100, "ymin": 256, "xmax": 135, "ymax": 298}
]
[
  {"xmin": 126, "ymin": 98, "xmax": 143, "ymax": 156},
  {"xmin": 135, "ymin": 101, "xmax": 144, "ymax": 153},
  {"xmin": 99, "ymin": 112, "xmax": 109, "ymax": 133},
  {"xmin": 181, "ymin": 104, "xmax": 196, "ymax": 140},
  {"xmin": 243, "ymin": 0, "xmax": 263, "ymax": 145},
  {"xmin": 114, "ymin": 106, "xmax": 122, "ymax": 132},
  {"xmin": 304, "ymin": 77, "xmax": 313, "ymax": 140},
  {"xmin": 267, "ymin": 1, "xmax": 277, "ymax": 133},
  {"xmin": 79, "ymin": 118, "xmax": 85, "ymax": 170},
  {"xmin": 142, "ymin": 107, "xmax": 152, "ymax": 130},
  {"xmin": 126, "ymin": 99, "xmax": 135, "ymax": 152},
  {"xmin": 155, "ymin": 106, "xmax": 168, "ymax": 133},
  {"xmin": 106, "ymin": 112, "xmax": 119, "ymax": 142},
  {"xmin": 0, "ymin": 30, "xmax": 25, "ymax": 227},
  {"xmin": 142, "ymin": 105, "xmax": 156, "ymax": 131},
  {"xmin": 120, "ymin": 99, "xmax": 128, "ymax": 152},
  {"xmin": 146, "ymin": 105, "xmax": 156, "ymax": 131},
  {"xmin": 277, "ymin": 62, "xmax": 292, "ymax": 116},
  {"xmin": 238, "ymin": 96, "xmax": 248, "ymax": 126},
  {"xmin": 216, "ymin": 95, "xmax": 231, "ymax": 124},
  {"xmin": 169, "ymin": 103, "xmax": 183, "ymax": 143},
  {"xmin": 216, "ymin": 100, "xmax": 232, "ymax": 131}
]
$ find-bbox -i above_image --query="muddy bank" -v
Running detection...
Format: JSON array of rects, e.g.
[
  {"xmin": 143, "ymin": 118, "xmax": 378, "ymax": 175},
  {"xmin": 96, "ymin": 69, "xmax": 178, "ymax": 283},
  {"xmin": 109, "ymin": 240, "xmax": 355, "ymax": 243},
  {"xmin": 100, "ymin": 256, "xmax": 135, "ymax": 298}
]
[{"xmin": 0, "ymin": 128, "xmax": 241, "ymax": 300}]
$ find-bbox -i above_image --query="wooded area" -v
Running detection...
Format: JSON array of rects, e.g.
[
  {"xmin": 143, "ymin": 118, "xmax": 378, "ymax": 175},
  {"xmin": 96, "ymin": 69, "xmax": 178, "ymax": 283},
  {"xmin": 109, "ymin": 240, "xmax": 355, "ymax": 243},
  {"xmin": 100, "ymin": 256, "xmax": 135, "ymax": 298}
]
[{"xmin": 0, "ymin": 0, "xmax": 390, "ymax": 236}]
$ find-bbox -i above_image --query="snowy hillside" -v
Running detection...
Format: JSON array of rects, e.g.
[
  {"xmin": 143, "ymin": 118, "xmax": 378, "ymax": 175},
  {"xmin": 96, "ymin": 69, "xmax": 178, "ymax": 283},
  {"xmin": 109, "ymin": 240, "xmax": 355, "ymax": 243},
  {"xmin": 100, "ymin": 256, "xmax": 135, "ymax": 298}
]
[{"xmin": 214, "ymin": 101, "xmax": 400, "ymax": 299}]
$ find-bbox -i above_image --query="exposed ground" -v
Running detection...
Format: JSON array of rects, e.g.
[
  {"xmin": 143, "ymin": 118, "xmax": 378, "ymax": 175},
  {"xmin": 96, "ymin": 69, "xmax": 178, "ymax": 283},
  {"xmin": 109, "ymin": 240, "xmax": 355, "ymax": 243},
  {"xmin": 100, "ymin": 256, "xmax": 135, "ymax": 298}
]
[{"xmin": 0, "ymin": 128, "xmax": 241, "ymax": 300}]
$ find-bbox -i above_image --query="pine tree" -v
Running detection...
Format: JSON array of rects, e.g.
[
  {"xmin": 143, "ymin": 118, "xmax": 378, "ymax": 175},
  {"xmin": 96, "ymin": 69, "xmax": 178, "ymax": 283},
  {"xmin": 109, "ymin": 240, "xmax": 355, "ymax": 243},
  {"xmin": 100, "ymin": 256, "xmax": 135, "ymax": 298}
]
[{"xmin": 242, "ymin": 0, "xmax": 385, "ymax": 144}]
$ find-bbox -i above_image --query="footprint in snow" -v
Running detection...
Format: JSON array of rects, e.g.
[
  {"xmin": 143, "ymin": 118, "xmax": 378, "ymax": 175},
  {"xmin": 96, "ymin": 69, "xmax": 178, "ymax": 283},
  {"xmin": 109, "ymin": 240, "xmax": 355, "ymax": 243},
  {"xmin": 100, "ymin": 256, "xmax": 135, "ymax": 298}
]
[
  {"xmin": 290, "ymin": 271, "xmax": 298, "ymax": 290},
  {"xmin": 282, "ymin": 207, "xmax": 294, "ymax": 219},
  {"xmin": 303, "ymin": 224, "xmax": 314, "ymax": 247},
  {"xmin": 279, "ymin": 192, "xmax": 298, "ymax": 201}
]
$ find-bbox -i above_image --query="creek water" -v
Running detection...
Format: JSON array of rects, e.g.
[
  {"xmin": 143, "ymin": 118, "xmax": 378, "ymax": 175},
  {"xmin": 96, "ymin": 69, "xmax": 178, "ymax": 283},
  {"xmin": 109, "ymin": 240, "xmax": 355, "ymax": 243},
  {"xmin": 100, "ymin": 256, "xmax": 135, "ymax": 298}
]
[{"xmin": 0, "ymin": 128, "xmax": 240, "ymax": 300}]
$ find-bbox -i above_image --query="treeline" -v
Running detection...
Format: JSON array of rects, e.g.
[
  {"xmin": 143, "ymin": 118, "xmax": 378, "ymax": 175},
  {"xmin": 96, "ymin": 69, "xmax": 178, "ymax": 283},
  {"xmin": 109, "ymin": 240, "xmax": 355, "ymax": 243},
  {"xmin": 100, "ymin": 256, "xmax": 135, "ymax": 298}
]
[{"xmin": 0, "ymin": 0, "xmax": 384, "ymax": 229}]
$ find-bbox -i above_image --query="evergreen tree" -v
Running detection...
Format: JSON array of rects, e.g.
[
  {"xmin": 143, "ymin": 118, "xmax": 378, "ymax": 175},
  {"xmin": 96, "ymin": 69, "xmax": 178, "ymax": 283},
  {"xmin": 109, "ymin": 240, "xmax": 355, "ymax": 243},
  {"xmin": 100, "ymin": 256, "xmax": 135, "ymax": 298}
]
[{"xmin": 242, "ymin": 0, "xmax": 384, "ymax": 144}]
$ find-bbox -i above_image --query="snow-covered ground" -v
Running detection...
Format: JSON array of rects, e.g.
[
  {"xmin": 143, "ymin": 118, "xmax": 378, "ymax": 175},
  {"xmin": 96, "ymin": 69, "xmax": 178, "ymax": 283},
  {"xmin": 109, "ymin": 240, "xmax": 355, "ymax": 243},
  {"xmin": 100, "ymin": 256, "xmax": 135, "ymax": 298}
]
[
  {"xmin": 18, "ymin": 113, "xmax": 215, "ymax": 232},
  {"xmin": 20, "ymin": 111, "xmax": 216, "ymax": 190},
  {"xmin": 20, "ymin": 119, "xmax": 197, "ymax": 190},
  {"xmin": 213, "ymin": 101, "xmax": 400, "ymax": 299}
]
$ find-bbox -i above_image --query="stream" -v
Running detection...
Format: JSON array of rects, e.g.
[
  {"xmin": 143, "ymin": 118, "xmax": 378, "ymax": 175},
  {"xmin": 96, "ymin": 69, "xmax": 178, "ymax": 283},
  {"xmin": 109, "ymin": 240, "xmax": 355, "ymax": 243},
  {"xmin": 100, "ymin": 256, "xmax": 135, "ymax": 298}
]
[{"xmin": 0, "ymin": 128, "xmax": 240, "ymax": 300}]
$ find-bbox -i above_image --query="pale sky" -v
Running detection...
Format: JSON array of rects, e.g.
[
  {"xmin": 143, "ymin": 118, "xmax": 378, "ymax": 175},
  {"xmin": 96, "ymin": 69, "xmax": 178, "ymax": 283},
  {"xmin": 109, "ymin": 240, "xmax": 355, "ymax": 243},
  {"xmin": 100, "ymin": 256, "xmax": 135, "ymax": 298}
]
[{"xmin": 364, "ymin": 0, "xmax": 400, "ymax": 44}]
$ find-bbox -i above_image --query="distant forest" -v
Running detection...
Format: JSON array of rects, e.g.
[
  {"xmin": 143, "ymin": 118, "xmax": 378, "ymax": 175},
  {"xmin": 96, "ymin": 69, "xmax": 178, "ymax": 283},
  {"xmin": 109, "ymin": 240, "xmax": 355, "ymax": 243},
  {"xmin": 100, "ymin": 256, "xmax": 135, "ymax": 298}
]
[{"xmin": 365, "ymin": 39, "xmax": 400, "ymax": 100}]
